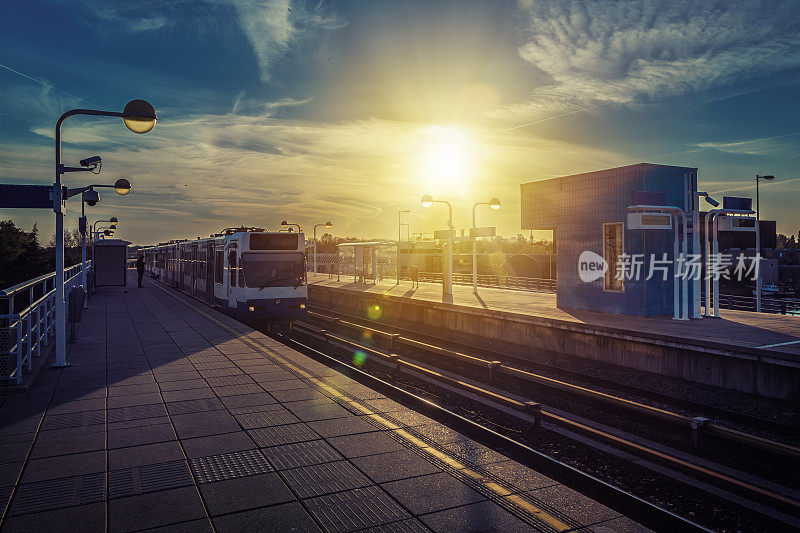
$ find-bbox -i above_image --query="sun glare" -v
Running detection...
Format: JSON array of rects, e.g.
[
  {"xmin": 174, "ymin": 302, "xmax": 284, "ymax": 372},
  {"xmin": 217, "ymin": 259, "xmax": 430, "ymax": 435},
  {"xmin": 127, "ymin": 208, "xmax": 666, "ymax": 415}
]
[{"xmin": 419, "ymin": 126, "xmax": 474, "ymax": 192}]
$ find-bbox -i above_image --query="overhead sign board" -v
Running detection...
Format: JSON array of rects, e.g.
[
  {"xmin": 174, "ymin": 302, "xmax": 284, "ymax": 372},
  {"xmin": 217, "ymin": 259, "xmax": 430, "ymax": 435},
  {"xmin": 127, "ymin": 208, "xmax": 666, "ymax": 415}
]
[
  {"xmin": 433, "ymin": 229, "xmax": 455, "ymax": 240},
  {"xmin": 469, "ymin": 226, "xmax": 496, "ymax": 238},
  {"xmin": 718, "ymin": 216, "xmax": 756, "ymax": 232},
  {"xmin": 0, "ymin": 184, "xmax": 55, "ymax": 209},
  {"xmin": 723, "ymin": 196, "xmax": 752, "ymax": 211}
]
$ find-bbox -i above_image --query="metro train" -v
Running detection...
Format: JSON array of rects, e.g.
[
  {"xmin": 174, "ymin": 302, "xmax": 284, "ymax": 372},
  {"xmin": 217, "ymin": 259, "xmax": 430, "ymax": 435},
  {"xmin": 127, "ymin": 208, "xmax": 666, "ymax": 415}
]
[{"xmin": 141, "ymin": 227, "xmax": 308, "ymax": 324}]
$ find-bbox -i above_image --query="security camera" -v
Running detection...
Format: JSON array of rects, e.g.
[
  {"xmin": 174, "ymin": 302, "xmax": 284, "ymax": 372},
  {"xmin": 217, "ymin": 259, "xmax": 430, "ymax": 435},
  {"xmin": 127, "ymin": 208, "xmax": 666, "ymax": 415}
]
[
  {"xmin": 82, "ymin": 190, "xmax": 100, "ymax": 206},
  {"xmin": 704, "ymin": 196, "xmax": 720, "ymax": 207},
  {"xmin": 80, "ymin": 156, "xmax": 102, "ymax": 167}
]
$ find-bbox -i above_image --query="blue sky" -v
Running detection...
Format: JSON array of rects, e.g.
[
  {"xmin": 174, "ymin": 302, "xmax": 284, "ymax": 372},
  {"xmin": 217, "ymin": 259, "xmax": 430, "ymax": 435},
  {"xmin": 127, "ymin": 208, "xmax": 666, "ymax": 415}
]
[{"xmin": 1, "ymin": 0, "xmax": 799, "ymax": 244}]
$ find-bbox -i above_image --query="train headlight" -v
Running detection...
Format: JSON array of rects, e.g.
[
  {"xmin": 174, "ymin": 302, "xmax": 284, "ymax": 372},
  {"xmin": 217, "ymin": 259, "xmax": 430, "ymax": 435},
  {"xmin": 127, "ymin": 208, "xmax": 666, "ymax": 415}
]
[
  {"xmin": 275, "ymin": 299, "xmax": 281, "ymax": 305},
  {"xmin": 248, "ymin": 306, "xmax": 255, "ymax": 312},
  {"xmin": 299, "ymin": 304, "xmax": 306, "ymax": 309}
]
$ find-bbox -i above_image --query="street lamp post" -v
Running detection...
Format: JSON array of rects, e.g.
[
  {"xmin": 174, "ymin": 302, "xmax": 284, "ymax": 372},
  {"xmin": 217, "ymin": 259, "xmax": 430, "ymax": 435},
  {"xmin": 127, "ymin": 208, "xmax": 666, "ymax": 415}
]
[
  {"xmin": 471, "ymin": 198, "xmax": 500, "ymax": 294},
  {"xmin": 397, "ymin": 210, "xmax": 410, "ymax": 284},
  {"xmin": 755, "ymin": 175, "xmax": 775, "ymax": 313},
  {"xmin": 280, "ymin": 221, "xmax": 301, "ymax": 233},
  {"xmin": 421, "ymin": 194, "xmax": 454, "ymax": 295},
  {"xmin": 313, "ymin": 221, "xmax": 332, "ymax": 275},
  {"xmin": 53, "ymin": 100, "xmax": 155, "ymax": 368}
]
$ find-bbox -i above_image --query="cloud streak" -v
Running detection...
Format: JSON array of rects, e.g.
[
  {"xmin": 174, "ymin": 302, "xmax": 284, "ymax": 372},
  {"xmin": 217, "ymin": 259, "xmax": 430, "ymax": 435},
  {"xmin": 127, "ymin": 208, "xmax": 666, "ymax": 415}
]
[{"xmin": 494, "ymin": 0, "xmax": 800, "ymax": 124}]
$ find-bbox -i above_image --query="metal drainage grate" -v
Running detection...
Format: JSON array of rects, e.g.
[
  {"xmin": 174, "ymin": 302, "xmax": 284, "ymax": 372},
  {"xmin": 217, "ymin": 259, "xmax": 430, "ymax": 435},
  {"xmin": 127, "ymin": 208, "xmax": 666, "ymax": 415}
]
[
  {"xmin": 190, "ymin": 449, "xmax": 272, "ymax": 484},
  {"xmin": 262, "ymin": 440, "xmax": 343, "ymax": 470}
]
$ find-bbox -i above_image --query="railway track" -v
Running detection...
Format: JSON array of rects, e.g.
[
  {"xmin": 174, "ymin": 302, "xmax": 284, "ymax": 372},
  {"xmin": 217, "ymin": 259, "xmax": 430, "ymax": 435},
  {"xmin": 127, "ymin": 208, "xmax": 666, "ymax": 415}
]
[
  {"xmin": 278, "ymin": 312, "xmax": 800, "ymax": 531},
  {"xmin": 305, "ymin": 307, "xmax": 800, "ymax": 451}
]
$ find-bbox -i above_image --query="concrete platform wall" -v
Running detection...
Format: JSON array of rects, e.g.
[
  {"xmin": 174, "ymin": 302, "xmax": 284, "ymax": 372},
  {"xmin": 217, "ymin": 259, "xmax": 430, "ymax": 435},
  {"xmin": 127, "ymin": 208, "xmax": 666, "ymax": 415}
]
[{"xmin": 309, "ymin": 285, "xmax": 800, "ymax": 401}]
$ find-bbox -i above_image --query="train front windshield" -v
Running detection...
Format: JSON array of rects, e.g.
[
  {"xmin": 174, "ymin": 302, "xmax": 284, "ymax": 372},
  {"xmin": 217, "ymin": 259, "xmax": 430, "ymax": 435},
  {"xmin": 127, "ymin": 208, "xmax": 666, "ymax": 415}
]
[{"xmin": 242, "ymin": 252, "xmax": 306, "ymax": 288}]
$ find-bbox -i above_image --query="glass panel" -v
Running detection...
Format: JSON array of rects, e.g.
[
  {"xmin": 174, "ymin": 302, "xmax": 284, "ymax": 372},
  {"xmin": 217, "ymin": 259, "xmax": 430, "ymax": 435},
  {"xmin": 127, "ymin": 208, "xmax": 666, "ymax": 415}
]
[
  {"xmin": 242, "ymin": 252, "xmax": 306, "ymax": 288},
  {"xmin": 249, "ymin": 233, "xmax": 299, "ymax": 250}
]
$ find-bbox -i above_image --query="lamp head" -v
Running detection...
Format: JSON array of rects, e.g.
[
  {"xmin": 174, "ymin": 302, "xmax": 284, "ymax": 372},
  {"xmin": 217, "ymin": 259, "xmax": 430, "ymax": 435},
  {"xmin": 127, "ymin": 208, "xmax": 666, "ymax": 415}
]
[
  {"xmin": 704, "ymin": 196, "xmax": 720, "ymax": 207},
  {"xmin": 325, "ymin": 221, "xmax": 332, "ymax": 229},
  {"xmin": 281, "ymin": 221, "xmax": 288, "ymax": 228},
  {"xmin": 103, "ymin": 230, "xmax": 111, "ymax": 236},
  {"xmin": 489, "ymin": 197, "xmax": 501, "ymax": 210},
  {"xmin": 110, "ymin": 224, "xmax": 117, "ymax": 230},
  {"xmin": 759, "ymin": 175, "xmax": 775, "ymax": 181},
  {"xmin": 114, "ymin": 178, "xmax": 132, "ymax": 196},
  {"xmin": 110, "ymin": 217, "xmax": 119, "ymax": 223},
  {"xmin": 421, "ymin": 194, "xmax": 433, "ymax": 208},
  {"xmin": 123, "ymin": 99, "xmax": 157, "ymax": 134}
]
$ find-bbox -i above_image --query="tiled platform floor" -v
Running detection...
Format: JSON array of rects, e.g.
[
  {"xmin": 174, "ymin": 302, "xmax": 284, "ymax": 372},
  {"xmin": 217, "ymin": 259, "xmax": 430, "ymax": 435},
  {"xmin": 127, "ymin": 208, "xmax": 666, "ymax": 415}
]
[
  {"xmin": 308, "ymin": 274, "xmax": 800, "ymax": 357},
  {"xmin": 0, "ymin": 277, "xmax": 649, "ymax": 532}
]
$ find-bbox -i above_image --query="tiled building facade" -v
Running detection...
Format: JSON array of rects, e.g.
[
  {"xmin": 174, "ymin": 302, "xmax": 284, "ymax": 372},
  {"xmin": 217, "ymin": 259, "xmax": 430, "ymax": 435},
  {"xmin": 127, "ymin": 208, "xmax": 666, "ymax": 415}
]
[{"xmin": 521, "ymin": 163, "xmax": 697, "ymax": 316}]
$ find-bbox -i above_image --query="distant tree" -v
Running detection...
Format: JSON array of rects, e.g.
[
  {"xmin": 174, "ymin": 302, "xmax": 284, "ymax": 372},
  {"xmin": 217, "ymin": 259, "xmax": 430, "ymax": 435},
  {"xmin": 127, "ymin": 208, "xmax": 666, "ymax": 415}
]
[{"xmin": 0, "ymin": 220, "xmax": 51, "ymax": 289}]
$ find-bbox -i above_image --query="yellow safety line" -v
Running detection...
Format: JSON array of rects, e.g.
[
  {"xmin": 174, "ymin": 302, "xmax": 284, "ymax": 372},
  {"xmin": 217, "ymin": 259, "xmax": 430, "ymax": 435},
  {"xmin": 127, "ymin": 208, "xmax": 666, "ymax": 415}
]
[{"xmin": 150, "ymin": 282, "xmax": 573, "ymax": 531}]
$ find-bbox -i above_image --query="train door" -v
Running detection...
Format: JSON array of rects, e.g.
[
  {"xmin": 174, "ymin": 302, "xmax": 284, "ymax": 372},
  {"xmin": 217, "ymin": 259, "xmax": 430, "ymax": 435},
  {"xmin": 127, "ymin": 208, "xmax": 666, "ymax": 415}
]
[
  {"xmin": 226, "ymin": 245, "xmax": 238, "ymax": 310},
  {"xmin": 206, "ymin": 242, "xmax": 215, "ymax": 304}
]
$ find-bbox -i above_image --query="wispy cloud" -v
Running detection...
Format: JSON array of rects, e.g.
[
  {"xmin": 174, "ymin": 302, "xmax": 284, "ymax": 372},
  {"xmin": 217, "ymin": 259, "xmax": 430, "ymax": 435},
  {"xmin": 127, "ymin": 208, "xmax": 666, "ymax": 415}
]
[
  {"xmin": 231, "ymin": 93, "xmax": 312, "ymax": 116},
  {"xmin": 228, "ymin": 0, "xmax": 345, "ymax": 82},
  {"xmin": 494, "ymin": 0, "xmax": 800, "ymax": 124},
  {"xmin": 693, "ymin": 131, "xmax": 800, "ymax": 155}
]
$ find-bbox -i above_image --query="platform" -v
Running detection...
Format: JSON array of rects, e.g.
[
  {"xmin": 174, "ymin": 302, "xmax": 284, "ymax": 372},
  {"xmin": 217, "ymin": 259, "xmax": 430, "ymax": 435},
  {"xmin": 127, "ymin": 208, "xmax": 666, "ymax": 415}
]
[
  {"xmin": 307, "ymin": 275, "xmax": 800, "ymax": 400},
  {"xmin": 0, "ymin": 277, "xmax": 647, "ymax": 532}
]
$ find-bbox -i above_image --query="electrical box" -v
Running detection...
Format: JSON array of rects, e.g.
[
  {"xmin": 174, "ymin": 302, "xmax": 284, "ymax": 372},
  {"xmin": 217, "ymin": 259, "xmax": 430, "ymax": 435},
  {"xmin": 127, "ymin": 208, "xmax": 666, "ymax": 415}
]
[{"xmin": 626, "ymin": 212, "xmax": 673, "ymax": 230}]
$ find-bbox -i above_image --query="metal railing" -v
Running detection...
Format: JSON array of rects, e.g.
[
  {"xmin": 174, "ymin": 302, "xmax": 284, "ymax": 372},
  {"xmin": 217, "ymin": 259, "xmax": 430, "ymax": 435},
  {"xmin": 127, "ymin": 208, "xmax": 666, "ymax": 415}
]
[
  {"xmin": 414, "ymin": 271, "xmax": 557, "ymax": 293},
  {"xmin": 0, "ymin": 262, "xmax": 91, "ymax": 384},
  {"xmin": 703, "ymin": 292, "xmax": 800, "ymax": 316}
]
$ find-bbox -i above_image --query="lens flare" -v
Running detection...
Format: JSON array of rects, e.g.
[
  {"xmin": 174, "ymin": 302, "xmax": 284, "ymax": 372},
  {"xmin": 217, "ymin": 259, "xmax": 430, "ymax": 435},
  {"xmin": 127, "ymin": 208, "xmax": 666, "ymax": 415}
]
[
  {"xmin": 353, "ymin": 350, "xmax": 367, "ymax": 366},
  {"xmin": 367, "ymin": 304, "xmax": 382, "ymax": 320}
]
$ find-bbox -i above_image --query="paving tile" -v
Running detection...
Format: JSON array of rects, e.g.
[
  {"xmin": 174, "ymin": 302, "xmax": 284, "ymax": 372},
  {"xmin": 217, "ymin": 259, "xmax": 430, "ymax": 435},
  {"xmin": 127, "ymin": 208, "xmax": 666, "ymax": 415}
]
[
  {"xmin": 327, "ymin": 431, "xmax": 407, "ymax": 459},
  {"xmin": 262, "ymin": 439, "xmax": 343, "ymax": 470},
  {"xmin": 481, "ymin": 460, "xmax": 559, "ymax": 492},
  {"xmin": 248, "ymin": 423, "xmax": 321, "ymax": 447},
  {"xmin": 408, "ymin": 423, "xmax": 469, "ymax": 445},
  {"xmin": 1, "ymin": 502, "xmax": 105, "ymax": 533},
  {"xmin": 46, "ymin": 397, "xmax": 106, "ymax": 415},
  {"xmin": 0, "ymin": 461, "xmax": 23, "ymax": 487},
  {"xmin": 108, "ymin": 422, "xmax": 176, "ymax": 448},
  {"xmin": 166, "ymin": 397, "xmax": 225, "ymax": 415},
  {"xmin": 109, "ymin": 486, "xmax": 207, "ymax": 532},
  {"xmin": 270, "ymin": 388, "xmax": 330, "ymax": 403},
  {"xmin": 281, "ymin": 460, "xmax": 372, "ymax": 498},
  {"xmin": 199, "ymin": 472, "xmax": 294, "ymax": 516},
  {"xmin": 171, "ymin": 410, "xmax": 240, "ymax": 439},
  {"xmin": 107, "ymin": 382, "xmax": 161, "ymax": 396},
  {"xmin": 41, "ymin": 410, "xmax": 104, "ymax": 431},
  {"xmin": 157, "ymin": 378, "xmax": 208, "ymax": 392},
  {"xmin": 212, "ymin": 383, "xmax": 265, "ymax": 397},
  {"xmin": 22, "ymin": 451, "xmax": 106, "ymax": 483},
  {"xmin": 0, "ymin": 441, "xmax": 32, "ymax": 465},
  {"xmin": 382, "ymin": 472, "xmax": 485, "ymax": 515},
  {"xmin": 109, "ymin": 459, "xmax": 194, "ymax": 498},
  {"xmin": 109, "ymin": 441, "xmax": 184, "ymax": 469},
  {"xmin": 234, "ymin": 407, "xmax": 300, "ymax": 429},
  {"xmin": 30, "ymin": 429, "xmax": 106, "ymax": 459},
  {"xmin": 420, "ymin": 499, "xmax": 538, "ymax": 533},
  {"xmin": 350, "ymin": 449, "xmax": 442, "ymax": 483},
  {"xmin": 180, "ymin": 431, "xmax": 256, "ymax": 458},
  {"xmin": 108, "ymin": 403, "xmax": 167, "ymax": 423},
  {"xmin": 524, "ymin": 484, "xmax": 618, "ymax": 526},
  {"xmin": 213, "ymin": 501, "xmax": 321, "ymax": 533},
  {"xmin": 287, "ymin": 401, "xmax": 353, "ymax": 422},
  {"xmin": 305, "ymin": 486, "xmax": 410, "ymax": 533},
  {"xmin": 162, "ymin": 387, "xmax": 216, "ymax": 402},
  {"xmin": 357, "ymin": 518, "xmax": 430, "ymax": 533},
  {"xmin": 10, "ymin": 473, "xmax": 106, "ymax": 516},
  {"xmin": 107, "ymin": 392, "xmax": 163, "ymax": 409},
  {"xmin": 439, "ymin": 440, "xmax": 511, "ymax": 466},
  {"xmin": 190, "ymin": 449, "xmax": 272, "ymax": 483},
  {"xmin": 154, "ymin": 371, "xmax": 202, "ymax": 383},
  {"xmin": 308, "ymin": 416, "xmax": 381, "ymax": 438},
  {"xmin": 143, "ymin": 518, "xmax": 215, "ymax": 532},
  {"xmin": 219, "ymin": 392, "xmax": 277, "ymax": 410}
]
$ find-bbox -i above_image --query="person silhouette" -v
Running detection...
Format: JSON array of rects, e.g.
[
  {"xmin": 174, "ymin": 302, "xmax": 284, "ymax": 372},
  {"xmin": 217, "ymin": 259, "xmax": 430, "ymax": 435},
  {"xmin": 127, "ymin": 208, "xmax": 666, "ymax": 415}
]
[{"xmin": 136, "ymin": 254, "xmax": 145, "ymax": 288}]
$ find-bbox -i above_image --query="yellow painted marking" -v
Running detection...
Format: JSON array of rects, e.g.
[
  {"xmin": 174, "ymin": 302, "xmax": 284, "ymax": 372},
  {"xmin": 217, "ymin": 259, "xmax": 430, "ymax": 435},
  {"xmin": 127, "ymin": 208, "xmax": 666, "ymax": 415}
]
[{"xmin": 506, "ymin": 494, "xmax": 572, "ymax": 532}]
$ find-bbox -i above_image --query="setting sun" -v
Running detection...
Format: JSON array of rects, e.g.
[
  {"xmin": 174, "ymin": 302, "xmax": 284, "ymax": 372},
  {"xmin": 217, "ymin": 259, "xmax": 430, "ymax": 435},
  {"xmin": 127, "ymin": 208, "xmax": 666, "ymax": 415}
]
[{"xmin": 419, "ymin": 126, "xmax": 474, "ymax": 192}]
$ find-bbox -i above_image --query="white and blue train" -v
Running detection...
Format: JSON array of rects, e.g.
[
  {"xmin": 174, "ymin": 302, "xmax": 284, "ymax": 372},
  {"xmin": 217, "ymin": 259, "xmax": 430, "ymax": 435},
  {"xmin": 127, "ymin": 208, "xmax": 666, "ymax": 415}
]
[{"xmin": 141, "ymin": 227, "xmax": 308, "ymax": 323}]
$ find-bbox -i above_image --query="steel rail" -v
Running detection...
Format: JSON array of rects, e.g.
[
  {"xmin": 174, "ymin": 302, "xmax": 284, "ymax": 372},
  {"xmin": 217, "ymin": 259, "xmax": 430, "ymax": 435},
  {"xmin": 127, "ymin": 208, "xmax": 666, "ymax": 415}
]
[{"xmin": 307, "ymin": 308, "xmax": 800, "ymax": 460}]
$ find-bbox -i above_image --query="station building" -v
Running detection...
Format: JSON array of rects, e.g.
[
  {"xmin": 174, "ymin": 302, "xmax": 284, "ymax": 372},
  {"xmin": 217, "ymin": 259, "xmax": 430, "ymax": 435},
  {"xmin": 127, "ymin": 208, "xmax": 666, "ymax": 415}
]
[{"xmin": 521, "ymin": 163, "xmax": 699, "ymax": 317}]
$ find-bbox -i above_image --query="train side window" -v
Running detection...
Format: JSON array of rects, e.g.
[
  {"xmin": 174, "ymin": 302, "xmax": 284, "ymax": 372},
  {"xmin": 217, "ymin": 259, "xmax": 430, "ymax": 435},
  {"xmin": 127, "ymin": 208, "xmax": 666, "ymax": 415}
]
[
  {"xmin": 215, "ymin": 251, "xmax": 223, "ymax": 283},
  {"xmin": 229, "ymin": 250, "xmax": 237, "ymax": 287},
  {"xmin": 238, "ymin": 257, "xmax": 244, "ymax": 287}
]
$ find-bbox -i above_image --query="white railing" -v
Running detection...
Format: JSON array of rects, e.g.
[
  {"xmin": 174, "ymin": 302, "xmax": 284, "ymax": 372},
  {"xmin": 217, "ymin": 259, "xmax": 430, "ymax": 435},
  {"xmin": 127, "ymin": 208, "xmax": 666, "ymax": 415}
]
[{"xmin": 0, "ymin": 262, "xmax": 91, "ymax": 384}]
